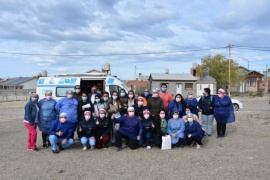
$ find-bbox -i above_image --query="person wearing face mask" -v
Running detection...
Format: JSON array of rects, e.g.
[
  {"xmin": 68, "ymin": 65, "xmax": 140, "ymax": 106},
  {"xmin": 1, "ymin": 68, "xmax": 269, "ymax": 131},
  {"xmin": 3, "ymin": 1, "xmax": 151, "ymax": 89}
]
[
  {"xmin": 48, "ymin": 113, "xmax": 74, "ymax": 153},
  {"xmin": 95, "ymin": 109, "xmax": 111, "ymax": 149},
  {"xmin": 167, "ymin": 111, "xmax": 185, "ymax": 148},
  {"xmin": 55, "ymin": 90, "xmax": 78, "ymax": 139},
  {"xmin": 79, "ymin": 92, "xmax": 94, "ymax": 122},
  {"xmin": 184, "ymin": 114, "xmax": 204, "ymax": 149},
  {"xmin": 198, "ymin": 88, "xmax": 215, "ymax": 136},
  {"xmin": 125, "ymin": 90, "xmax": 137, "ymax": 108},
  {"xmin": 153, "ymin": 109, "xmax": 168, "ymax": 148},
  {"xmin": 141, "ymin": 88, "xmax": 152, "ymax": 106},
  {"xmin": 182, "ymin": 107, "xmax": 200, "ymax": 123},
  {"xmin": 101, "ymin": 92, "xmax": 110, "ymax": 111},
  {"xmin": 38, "ymin": 91, "xmax": 57, "ymax": 148},
  {"xmin": 147, "ymin": 89, "xmax": 164, "ymax": 118},
  {"xmin": 134, "ymin": 96, "xmax": 146, "ymax": 118},
  {"xmin": 77, "ymin": 111, "xmax": 96, "ymax": 150},
  {"xmin": 167, "ymin": 94, "xmax": 186, "ymax": 119},
  {"xmin": 93, "ymin": 95, "xmax": 106, "ymax": 118},
  {"xmin": 214, "ymin": 88, "xmax": 235, "ymax": 138},
  {"xmin": 108, "ymin": 91, "xmax": 125, "ymax": 116},
  {"xmin": 112, "ymin": 107, "xmax": 143, "ymax": 151},
  {"xmin": 158, "ymin": 83, "xmax": 173, "ymax": 111},
  {"xmin": 87, "ymin": 86, "xmax": 99, "ymax": 104},
  {"xmin": 139, "ymin": 109, "xmax": 155, "ymax": 149},
  {"xmin": 24, "ymin": 93, "xmax": 40, "ymax": 151},
  {"xmin": 184, "ymin": 92, "xmax": 198, "ymax": 116}
]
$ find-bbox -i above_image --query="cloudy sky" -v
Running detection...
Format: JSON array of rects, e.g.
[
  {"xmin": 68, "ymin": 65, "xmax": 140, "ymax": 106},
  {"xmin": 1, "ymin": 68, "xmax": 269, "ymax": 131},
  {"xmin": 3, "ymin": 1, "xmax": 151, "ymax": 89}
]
[{"xmin": 0, "ymin": 0, "xmax": 269, "ymax": 80}]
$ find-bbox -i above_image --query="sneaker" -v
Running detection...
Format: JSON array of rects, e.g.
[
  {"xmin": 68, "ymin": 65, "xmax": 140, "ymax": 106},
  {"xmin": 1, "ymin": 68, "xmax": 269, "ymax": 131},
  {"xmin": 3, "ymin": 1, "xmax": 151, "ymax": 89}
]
[
  {"xmin": 217, "ymin": 135, "xmax": 221, "ymax": 138},
  {"xmin": 83, "ymin": 146, "xmax": 87, "ymax": 151},
  {"xmin": 116, "ymin": 147, "xmax": 122, "ymax": 152},
  {"xmin": 103, "ymin": 145, "xmax": 108, "ymax": 149},
  {"xmin": 58, "ymin": 144, "xmax": 64, "ymax": 150},
  {"xmin": 179, "ymin": 144, "xmax": 184, "ymax": 149},
  {"xmin": 207, "ymin": 134, "xmax": 211, "ymax": 137},
  {"xmin": 33, "ymin": 148, "xmax": 39, "ymax": 151},
  {"xmin": 52, "ymin": 149, "xmax": 59, "ymax": 154},
  {"xmin": 43, "ymin": 144, "xmax": 48, "ymax": 148},
  {"xmin": 90, "ymin": 146, "xmax": 94, "ymax": 150},
  {"xmin": 221, "ymin": 135, "xmax": 225, "ymax": 138},
  {"xmin": 196, "ymin": 144, "xmax": 201, "ymax": 149},
  {"xmin": 147, "ymin": 146, "xmax": 151, "ymax": 150}
]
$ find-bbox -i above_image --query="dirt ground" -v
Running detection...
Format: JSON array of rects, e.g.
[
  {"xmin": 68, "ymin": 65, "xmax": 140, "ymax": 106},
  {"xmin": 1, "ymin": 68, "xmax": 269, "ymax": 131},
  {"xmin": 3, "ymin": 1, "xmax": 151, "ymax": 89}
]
[{"xmin": 0, "ymin": 96, "xmax": 269, "ymax": 180}]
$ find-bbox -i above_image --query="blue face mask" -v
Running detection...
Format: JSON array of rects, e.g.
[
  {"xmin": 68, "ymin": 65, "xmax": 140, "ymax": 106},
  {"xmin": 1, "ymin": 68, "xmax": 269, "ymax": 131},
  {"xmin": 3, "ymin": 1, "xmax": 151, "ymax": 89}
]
[
  {"xmin": 144, "ymin": 92, "xmax": 149, "ymax": 96},
  {"xmin": 112, "ymin": 96, "xmax": 118, "ymax": 100},
  {"xmin": 120, "ymin": 92, "xmax": 125, "ymax": 97},
  {"xmin": 82, "ymin": 97, "xmax": 87, "ymax": 101},
  {"xmin": 95, "ymin": 99, "xmax": 100, "ymax": 103},
  {"xmin": 161, "ymin": 88, "xmax": 167, "ymax": 93},
  {"xmin": 31, "ymin": 97, "xmax": 37, "ymax": 102},
  {"xmin": 186, "ymin": 111, "xmax": 191, "ymax": 115},
  {"xmin": 103, "ymin": 97, "xmax": 108, "ymax": 101}
]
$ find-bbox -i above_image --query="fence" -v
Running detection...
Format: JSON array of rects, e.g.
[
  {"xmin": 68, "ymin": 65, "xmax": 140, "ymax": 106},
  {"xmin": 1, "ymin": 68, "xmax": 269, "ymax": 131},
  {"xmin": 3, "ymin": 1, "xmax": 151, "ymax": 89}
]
[{"xmin": 0, "ymin": 89, "xmax": 36, "ymax": 102}]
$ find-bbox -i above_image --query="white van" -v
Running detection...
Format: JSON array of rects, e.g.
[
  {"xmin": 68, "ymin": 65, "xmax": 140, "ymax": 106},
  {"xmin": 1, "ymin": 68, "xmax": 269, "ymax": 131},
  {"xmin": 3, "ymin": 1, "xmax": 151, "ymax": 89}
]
[{"xmin": 36, "ymin": 73, "xmax": 130, "ymax": 101}]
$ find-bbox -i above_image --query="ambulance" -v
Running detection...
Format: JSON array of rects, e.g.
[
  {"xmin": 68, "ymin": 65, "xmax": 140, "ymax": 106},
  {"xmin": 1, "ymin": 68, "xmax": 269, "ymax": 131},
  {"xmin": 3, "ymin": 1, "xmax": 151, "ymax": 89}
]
[{"xmin": 36, "ymin": 73, "xmax": 130, "ymax": 101}]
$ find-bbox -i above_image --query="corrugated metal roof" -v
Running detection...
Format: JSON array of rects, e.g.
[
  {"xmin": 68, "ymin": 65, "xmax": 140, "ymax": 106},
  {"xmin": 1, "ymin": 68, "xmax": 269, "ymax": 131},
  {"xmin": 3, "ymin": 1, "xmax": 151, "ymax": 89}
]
[
  {"xmin": 0, "ymin": 77, "xmax": 35, "ymax": 86},
  {"xmin": 197, "ymin": 75, "xmax": 216, "ymax": 83},
  {"xmin": 150, "ymin": 73, "xmax": 197, "ymax": 81}
]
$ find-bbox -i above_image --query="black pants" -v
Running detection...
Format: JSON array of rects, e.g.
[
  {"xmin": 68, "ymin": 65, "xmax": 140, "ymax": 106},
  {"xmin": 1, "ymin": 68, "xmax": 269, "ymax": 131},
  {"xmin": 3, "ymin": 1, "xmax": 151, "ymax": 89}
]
[
  {"xmin": 186, "ymin": 135, "xmax": 202, "ymax": 145},
  {"xmin": 41, "ymin": 132, "xmax": 50, "ymax": 145},
  {"xmin": 115, "ymin": 130, "xmax": 138, "ymax": 150},
  {"xmin": 154, "ymin": 136, "xmax": 162, "ymax": 148},
  {"xmin": 216, "ymin": 123, "xmax": 226, "ymax": 136}
]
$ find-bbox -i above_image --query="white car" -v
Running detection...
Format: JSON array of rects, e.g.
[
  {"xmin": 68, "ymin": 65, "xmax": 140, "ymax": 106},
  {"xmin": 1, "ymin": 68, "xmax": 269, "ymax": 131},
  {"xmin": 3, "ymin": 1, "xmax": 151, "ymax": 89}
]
[{"xmin": 197, "ymin": 95, "xmax": 243, "ymax": 111}]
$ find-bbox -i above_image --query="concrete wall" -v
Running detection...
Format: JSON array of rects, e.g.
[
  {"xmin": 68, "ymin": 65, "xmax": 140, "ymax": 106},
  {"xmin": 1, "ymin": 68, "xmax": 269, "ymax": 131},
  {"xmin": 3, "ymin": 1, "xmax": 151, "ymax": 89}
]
[{"xmin": 196, "ymin": 83, "xmax": 216, "ymax": 97}]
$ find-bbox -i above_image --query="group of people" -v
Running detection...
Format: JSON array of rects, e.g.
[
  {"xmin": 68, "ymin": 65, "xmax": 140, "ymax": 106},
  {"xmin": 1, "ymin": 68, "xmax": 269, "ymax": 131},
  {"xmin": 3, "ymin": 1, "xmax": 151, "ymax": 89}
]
[{"xmin": 23, "ymin": 83, "xmax": 235, "ymax": 153}]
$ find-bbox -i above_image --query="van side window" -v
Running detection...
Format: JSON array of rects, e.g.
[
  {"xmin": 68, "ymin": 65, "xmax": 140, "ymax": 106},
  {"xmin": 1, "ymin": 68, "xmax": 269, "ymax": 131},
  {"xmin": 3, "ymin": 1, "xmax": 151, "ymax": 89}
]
[
  {"xmin": 109, "ymin": 85, "xmax": 121, "ymax": 95},
  {"xmin": 56, "ymin": 87, "xmax": 74, "ymax": 97}
]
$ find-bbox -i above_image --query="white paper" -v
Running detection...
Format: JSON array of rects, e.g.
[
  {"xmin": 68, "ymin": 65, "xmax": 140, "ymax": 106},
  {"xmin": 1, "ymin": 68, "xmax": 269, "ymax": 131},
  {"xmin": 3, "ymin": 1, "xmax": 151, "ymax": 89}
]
[
  {"xmin": 114, "ymin": 112, "xmax": 121, "ymax": 118},
  {"xmin": 82, "ymin": 103, "xmax": 91, "ymax": 108},
  {"xmin": 161, "ymin": 135, "xmax": 172, "ymax": 150}
]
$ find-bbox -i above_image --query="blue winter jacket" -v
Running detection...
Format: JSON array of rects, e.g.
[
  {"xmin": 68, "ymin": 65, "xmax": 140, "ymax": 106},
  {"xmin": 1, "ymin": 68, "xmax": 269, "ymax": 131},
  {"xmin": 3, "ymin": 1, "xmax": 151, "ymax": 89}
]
[
  {"xmin": 38, "ymin": 99, "xmax": 57, "ymax": 133},
  {"xmin": 185, "ymin": 121, "xmax": 204, "ymax": 138},
  {"xmin": 55, "ymin": 97, "xmax": 78, "ymax": 123},
  {"xmin": 49, "ymin": 119, "xmax": 73, "ymax": 139},
  {"xmin": 24, "ymin": 101, "xmax": 38, "ymax": 126},
  {"xmin": 114, "ymin": 115, "xmax": 143, "ymax": 140},
  {"xmin": 214, "ymin": 95, "xmax": 232, "ymax": 124},
  {"xmin": 185, "ymin": 98, "xmax": 198, "ymax": 116}
]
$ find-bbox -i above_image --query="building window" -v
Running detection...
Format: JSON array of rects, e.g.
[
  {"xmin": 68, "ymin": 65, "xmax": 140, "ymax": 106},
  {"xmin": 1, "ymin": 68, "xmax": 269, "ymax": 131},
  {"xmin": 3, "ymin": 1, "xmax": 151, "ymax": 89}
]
[
  {"xmin": 246, "ymin": 78, "xmax": 256, "ymax": 87},
  {"xmin": 185, "ymin": 83, "xmax": 193, "ymax": 90}
]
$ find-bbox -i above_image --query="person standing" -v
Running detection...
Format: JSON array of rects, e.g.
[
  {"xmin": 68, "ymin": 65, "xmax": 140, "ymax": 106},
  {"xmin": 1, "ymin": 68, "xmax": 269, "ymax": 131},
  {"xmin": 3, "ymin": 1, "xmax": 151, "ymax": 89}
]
[
  {"xmin": 167, "ymin": 94, "xmax": 186, "ymax": 119},
  {"xmin": 55, "ymin": 90, "xmax": 78, "ymax": 139},
  {"xmin": 38, "ymin": 91, "xmax": 57, "ymax": 148},
  {"xmin": 93, "ymin": 95, "xmax": 106, "ymax": 118},
  {"xmin": 167, "ymin": 111, "xmax": 185, "ymax": 148},
  {"xmin": 147, "ymin": 89, "xmax": 164, "ymax": 118},
  {"xmin": 214, "ymin": 88, "xmax": 235, "ymax": 138},
  {"xmin": 185, "ymin": 92, "xmax": 198, "ymax": 116},
  {"xmin": 126, "ymin": 90, "xmax": 137, "ymax": 108},
  {"xmin": 134, "ymin": 96, "xmax": 146, "ymax": 118},
  {"xmin": 141, "ymin": 88, "xmax": 151, "ymax": 106},
  {"xmin": 24, "ymin": 93, "xmax": 39, "ymax": 151},
  {"xmin": 48, "ymin": 113, "xmax": 74, "ymax": 153},
  {"xmin": 198, "ymin": 88, "xmax": 215, "ymax": 136},
  {"xmin": 158, "ymin": 83, "xmax": 173, "ymax": 111},
  {"xmin": 101, "ymin": 91, "xmax": 110, "ymax": 111},
  {"xmin": 88, "ymin": 86, "xmax": 99, "ymax": 104},
  {"xmin": 79, "ymin": 92, "xmax": 94, "ymax": 121}
]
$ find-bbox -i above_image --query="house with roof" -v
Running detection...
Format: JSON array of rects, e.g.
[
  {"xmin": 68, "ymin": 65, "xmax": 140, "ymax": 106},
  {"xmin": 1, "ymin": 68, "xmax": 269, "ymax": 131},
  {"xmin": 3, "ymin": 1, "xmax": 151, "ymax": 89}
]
[
  {"xmin": 149, "ymin": 71, "xmax": 197, "ymax": 97},
  {"xmin": 196, "ymin": 75, "xmax": 217, "ymax": 97},
  {"xmin": 0, "ymin": 77, "xmax": 38, "ymax": 90},
  {"xmin": 245, "ymin": 70, "xmax": 265, "ymax": 93}
]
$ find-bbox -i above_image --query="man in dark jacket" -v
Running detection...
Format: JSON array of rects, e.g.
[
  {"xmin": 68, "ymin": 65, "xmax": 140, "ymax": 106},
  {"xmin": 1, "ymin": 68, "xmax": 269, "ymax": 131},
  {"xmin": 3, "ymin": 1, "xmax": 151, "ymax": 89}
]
[
  {"xmin": 49, "ymin": 113, "xmax": 74, "ymax": 153},
  {"xmin": 198, "ymin": 88, "xmax": 215, "ymax": 136}
]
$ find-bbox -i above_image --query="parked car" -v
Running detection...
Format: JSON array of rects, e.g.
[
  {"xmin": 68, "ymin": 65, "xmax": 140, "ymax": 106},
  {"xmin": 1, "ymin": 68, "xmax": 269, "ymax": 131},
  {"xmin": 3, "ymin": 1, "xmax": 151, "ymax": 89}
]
[{"xmin": 197, "ymin": 95, "xmax": 243, "ymax": 111}]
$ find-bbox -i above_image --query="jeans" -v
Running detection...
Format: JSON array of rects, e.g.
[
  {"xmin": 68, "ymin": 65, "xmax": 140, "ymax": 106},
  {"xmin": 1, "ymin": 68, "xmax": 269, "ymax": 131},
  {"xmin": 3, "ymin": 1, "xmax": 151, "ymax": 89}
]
[
  {"xmin": 201, "ymin": 114, "xmax": 214, "ymax": 135},
  {"xmin": 24, "ymin": 122, "xmax": 37, "ymax": 149},
  {"xmin": 139, "ymin": 132, "xmax": 152, "ymax": 146},
  {"xmin": 81, "ymin": 137, "xmax": 95, "ymax": 147},
  {"xmin": 49, "ymin": 135, "xmax": 74, "ymax": 151}
]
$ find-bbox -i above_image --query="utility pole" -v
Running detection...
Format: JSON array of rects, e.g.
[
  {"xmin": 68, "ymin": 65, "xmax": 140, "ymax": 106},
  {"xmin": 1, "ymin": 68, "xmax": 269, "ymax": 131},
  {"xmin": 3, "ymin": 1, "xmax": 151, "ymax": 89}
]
[
  {"xmin": 228, "ymin": 44, "xmax": 231, "ymax": 96},
  {"xmin": 265, "ymin": 64, "xmax": 268, "ymax": 94},
  {"xmin": 134, "ymin": 65, "xmax": 137, "ymax": 80}
]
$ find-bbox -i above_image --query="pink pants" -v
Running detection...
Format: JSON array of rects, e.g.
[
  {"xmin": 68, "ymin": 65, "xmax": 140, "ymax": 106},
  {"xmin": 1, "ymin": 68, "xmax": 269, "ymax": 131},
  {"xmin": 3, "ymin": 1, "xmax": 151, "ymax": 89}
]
[{"xmin": 24, "ymin": 122, "xmax": 37, "ymax": 149}]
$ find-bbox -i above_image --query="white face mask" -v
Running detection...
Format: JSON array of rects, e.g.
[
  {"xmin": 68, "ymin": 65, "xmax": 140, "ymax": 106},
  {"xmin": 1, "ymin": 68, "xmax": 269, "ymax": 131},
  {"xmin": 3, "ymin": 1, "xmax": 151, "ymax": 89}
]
[
  {"xmin": 173, "ymin": 115, "xmax": 179, "ymax": 119},
  {"xmin": 128, "ymin": 112, "xmax": 135, "ymax": 117},
  {"xmin": 67, "ymin": 94, "xmax": 73, "ymax": 99},
  {"xmin": 128, "ymin": 94, "xmax": 133, "ymax": 99},
  {"xmin": 138, "ymin": 101, "xmax": 143, "ymax": 106},
  {"xmin": 160, "ymin": 114, "xmax": 165, "ymax": 119},
  {"xmin": 152, "ymin": 93, "xmax": 158, "ymax": 98},
  {"xmin": 218, "ymin": 94, "xmax": 224, "ymax": 98},
  {"xmin": 144, "ymin": 114, "xmax": 150, "ymax": 119},
  {"xmin": 75, "ymin": 89, "xmax": 81, "ymax": 93},
  {"xmin": 99, "ymin": 114, "xmax": 105, "ymax": 118},
  {"xmin": 188, "ymin": 95, "xmax": 193, "ymax": 99},
  {"xmin": 59, "ymin": 117, "xmax": 67, "ymax": 123},
  {"xmin": 85, "ymin": 115, "xmax": 91, "ymax": 121},
  {"xmin": 187, "ymin": 118, "xmax": 193, "ymax": 123},
  {"xmin": 175, "ymin": 97, "xmax": 181, "ymax": 102},
  {"xmin": 45, "ymin": 96, "xmax": 52, "ymax": 100}
]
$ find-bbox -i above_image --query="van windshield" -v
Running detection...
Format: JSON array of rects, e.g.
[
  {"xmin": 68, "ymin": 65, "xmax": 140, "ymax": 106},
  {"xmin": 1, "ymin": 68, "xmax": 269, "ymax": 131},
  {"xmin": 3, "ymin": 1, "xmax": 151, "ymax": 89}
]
[{"xmin": 56, "ymin": 87, "xmax": 74, "ymax": 97}]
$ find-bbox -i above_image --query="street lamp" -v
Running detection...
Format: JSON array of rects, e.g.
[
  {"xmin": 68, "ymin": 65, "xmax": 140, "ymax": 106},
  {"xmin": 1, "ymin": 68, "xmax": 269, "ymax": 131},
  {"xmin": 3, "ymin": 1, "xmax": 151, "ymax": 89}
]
[{"xmin": 238, "ymin": 57, "xmax": 250, "ymax": 70}]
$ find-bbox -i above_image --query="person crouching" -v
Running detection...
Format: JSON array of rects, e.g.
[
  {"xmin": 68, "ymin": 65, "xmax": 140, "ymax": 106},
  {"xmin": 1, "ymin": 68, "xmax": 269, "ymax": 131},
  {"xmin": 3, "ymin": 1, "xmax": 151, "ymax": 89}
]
[
  {"xmin": 95, "ymin": 109, "xmax": 111, "ymax": 149},
  {"xmin": 139, "ymin": 109, "xmax": 155, "ymax": 150},
  {"xmin": 77, "ymin": 111, "xmax": 96, "ymax": 150},
  {"xmin": 184, "ymin": 114, "xmax": 204, "ymax": 149},
  {"xmin": 48, "ymin": 113, "xmax": 74, "ymax": 154}
]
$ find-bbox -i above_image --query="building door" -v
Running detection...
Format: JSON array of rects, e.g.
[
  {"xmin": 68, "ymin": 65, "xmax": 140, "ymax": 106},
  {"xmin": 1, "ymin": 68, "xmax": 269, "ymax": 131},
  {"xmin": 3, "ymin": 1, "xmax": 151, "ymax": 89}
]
[{"xmin": 176, "ymin": 83, "xmax": 182, "ymax": 94}]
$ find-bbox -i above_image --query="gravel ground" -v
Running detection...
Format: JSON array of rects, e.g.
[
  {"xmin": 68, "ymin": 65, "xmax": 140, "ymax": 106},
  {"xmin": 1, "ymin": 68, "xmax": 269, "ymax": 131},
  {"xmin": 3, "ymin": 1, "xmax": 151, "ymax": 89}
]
[{"xmin": 0, "ymin": 97, "xmax": 269, "ymax": 180}]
